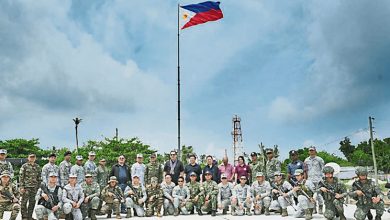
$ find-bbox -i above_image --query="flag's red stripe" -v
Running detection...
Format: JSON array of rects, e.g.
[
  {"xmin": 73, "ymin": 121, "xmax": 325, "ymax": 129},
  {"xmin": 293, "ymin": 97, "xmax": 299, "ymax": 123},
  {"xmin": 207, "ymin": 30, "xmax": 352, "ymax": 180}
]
[{"xmin": 182, "ymin": 9, "xmax": 223, "ymax": 29}]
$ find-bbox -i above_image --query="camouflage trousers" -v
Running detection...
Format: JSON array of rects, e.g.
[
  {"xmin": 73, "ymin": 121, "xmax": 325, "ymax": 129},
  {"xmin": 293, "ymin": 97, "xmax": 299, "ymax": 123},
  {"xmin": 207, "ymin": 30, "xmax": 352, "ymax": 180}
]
[
  {"xmin": 0, "ymin": 202, "xmax": 20, "ymax": 220},
  {"xmin": 186, "ymin": 196, "xmax": 204, "ymax": 212},
  {"xmin": 254, "ymin": 197, "xmax": 270, "ymax": 215},
  {"xmin": 354, "ymin": 201, "xmax": 385, "ymax": 220},
  {"xmin": 163, "ymin": 199, "xmax": 175, "ymax": 215},
  {"xmin": 101, "ymin": 200, "xmax": 120, "ymax": 216},
  {"xmin": 21, "ymin": 187, "xmax": 38, "ymax": 219},
  {"xmin": 294, "ymin": 195, "xmax": 315, "ymax": 218},
  {"xmin": 63, "ymin": 203, "xmax": 82, "ymax": 220},
  {"xmin": 173, "ymin": 198, "xmax": 189, "ymax": 214},
  {"xmin": 201, "ymin": 195, "xmax": 217, "ymax": 212},
  {"xmin": 35, "ymin": 204, "xmax": 59, "ymax": 220},
  {"xmin": 80, "ymin": 197, "xmax": 100, "ymax": 219},
  {"xmin": 218, "ymin": 198, "xmax": 231, "ymax": 210},
  {"xmin": 231, "ymin": 198, "xmax": 252, "ymax": 215},
  {"xmin": 323, "ymin": 199, "xmax": 345, "ymax": 219},
  {"xmin": 125, "ymin": 197, "xmax": 145, "ymax": 217},
  {"xmin": 270, "ymin": 195, "xmax": 290, "ymax": 210},
  {"xmin": 146, "ymin": 198, "xmax": 163, "ymax": 217}
]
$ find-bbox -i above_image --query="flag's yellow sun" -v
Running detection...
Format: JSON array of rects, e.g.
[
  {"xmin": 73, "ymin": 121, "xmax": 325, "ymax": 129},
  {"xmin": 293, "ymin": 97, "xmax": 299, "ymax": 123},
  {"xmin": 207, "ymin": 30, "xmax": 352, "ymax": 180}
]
[{"xmin": 183, "ymin": 14, "xmax": 188, "ymax": 20}]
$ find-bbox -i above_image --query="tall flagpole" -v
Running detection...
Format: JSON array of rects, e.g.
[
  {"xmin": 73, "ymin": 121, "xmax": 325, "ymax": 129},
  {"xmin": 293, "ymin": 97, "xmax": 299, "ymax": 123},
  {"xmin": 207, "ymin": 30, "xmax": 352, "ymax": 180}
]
[{"xmin": 177, "ymin": 4, "xmax": 181, "ymax": 157}]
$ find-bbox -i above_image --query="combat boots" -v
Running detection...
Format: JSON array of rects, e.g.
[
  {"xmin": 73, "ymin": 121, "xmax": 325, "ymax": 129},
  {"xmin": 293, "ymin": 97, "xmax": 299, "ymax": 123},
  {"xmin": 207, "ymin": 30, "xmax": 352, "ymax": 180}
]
[
  {"xmin": 90, "ymin": 209, "xmax": 97, "ymax": 220},
  {"xmin": 107, "ymin": 210, "xmax": 112, "ymax": 218},
  {"xmin": 126, "ymin": 208, "xmax": 132, "ymax": 218},
  {"xmin": 211, "ymin": 210, "xmax": 216, "ymax": 216},
  {"xmin": 367, "ymin": 211, "xmax": 374, "ymax": 220},
  {"xmin": 318, "ymin": 205, "xmax": 323, "ymax": 214},
  {"xmin": 305, "ymin": 209, "xmax": 312, "ymax": 220},
  {"xmin": 197, "ymin": 208, "xmax": 203, "ymax": 216},
  {"xmin": 264, "ymin": 207, "xmax": 270, "ymax": 216},
  {"xmin": 281, "ymin": 208, "xmax": 288, "ymax": 217},
  {"xmin": 116, "ymin": 213, "xmax": 122, "ymax": 219},
  {"xmin": 174, "ymin": 208, "xmax": 179, "ymax": 216},
  {"xmin": 375, "ymin": 215, "xmax": 382, "ymax": 220},
  {"xmin": 222, "ymin": 208, "xmax": 227, "ymax": 215},
  {"xmin": 231, "ymin": 207, "xmax": 236, "ymax": 216},
  {"xmin": 339, "ymin": 212, "xmax": 346, "ymax": 220},
  {"xmin": 246, "ymin": 207, "xmax": 252, "ymax": 216}
]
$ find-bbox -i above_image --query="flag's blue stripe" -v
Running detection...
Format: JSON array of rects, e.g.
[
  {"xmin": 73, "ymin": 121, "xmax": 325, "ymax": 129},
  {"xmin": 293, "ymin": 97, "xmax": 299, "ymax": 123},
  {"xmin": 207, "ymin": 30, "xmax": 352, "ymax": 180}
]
[{"xmin": 181, "ymin": 1, "xmax": 221, "ymax": 14}]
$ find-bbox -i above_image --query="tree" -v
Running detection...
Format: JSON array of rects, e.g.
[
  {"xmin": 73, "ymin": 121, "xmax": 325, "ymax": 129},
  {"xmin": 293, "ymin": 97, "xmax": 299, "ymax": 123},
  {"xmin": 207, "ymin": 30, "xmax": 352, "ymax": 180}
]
[{"xmin": 338, "ymin": 137, "xmax": 355, "ymax": 161}]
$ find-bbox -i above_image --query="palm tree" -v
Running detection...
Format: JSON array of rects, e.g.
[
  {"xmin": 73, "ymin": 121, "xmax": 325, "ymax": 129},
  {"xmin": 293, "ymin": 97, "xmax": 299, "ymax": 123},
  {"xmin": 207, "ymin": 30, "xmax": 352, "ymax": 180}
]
[{"xmin": 73, "ymin": 117, "xmax": 82, "ymax": 153}]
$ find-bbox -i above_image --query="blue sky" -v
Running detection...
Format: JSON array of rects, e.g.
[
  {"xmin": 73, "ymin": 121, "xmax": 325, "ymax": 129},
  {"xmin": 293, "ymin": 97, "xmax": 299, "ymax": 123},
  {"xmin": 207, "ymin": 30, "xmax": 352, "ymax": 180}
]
[{"xmin": 1, "ymin": 0, "xmax": 390, "ymax": 160}]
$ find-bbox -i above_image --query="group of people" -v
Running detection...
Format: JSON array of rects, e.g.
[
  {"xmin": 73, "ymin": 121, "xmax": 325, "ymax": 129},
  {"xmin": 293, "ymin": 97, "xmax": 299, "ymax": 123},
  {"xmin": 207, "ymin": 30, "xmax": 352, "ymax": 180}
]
[{"xmin": 0, "ymin": 147, "xmax": 388, "ymax": 220}]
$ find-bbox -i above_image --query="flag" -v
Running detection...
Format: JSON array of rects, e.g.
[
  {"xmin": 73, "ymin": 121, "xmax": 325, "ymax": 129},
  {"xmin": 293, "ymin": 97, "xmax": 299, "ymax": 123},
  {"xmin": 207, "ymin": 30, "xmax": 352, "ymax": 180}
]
[{"xmin": 180, "ymin": 1, "xmax": 223, "ymax": 30}]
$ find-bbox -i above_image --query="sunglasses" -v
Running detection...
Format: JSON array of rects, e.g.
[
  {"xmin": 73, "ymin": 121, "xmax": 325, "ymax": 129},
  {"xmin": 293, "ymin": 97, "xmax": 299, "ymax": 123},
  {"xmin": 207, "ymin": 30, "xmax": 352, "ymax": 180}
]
[
  {"xmin": 119, "ymin": 157, "xmax": 125, "ymax": 159},
  {"xmin": 170, "ymin": 154, "xmax": 176, "ymax": 156},
  {"xmin": 178, "ymin": 180, "xmax": 183, "ymax": 182}
]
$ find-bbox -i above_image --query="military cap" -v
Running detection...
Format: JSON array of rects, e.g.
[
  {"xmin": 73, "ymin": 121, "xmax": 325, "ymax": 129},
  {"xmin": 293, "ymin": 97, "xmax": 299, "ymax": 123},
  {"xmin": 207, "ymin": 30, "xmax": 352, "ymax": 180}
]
[
  {"xmin": 99, "ymin": 158, "xmax": 106, "ymax": 162},
  {"xmin": 150, "ymin": 153, "xmax": 157, "ymax": 158},
  {"xmin": 189, "ymin": 172, "xmax": 197, "ymax": 176},
  {"xmin": 256, "ymin": 172, "xmax": 264, "ymax": 177},
  {"xmin": 274, "ymin": 171, "xmax": 283, "ymax": 176},
  {"xmin": 69, "ymin": 173, "xmax": 77, "ymax": 178},
  {"xmin": 108, "ymin": 176, "xmax": 118, "ymax": 183},
  {"xmin": 294, "ymin": 169, "xmax": 304, "ymax": 176},
  {"xmin": 0, "ymin": 149, "xmax": 7, "ymax": 154},
  {"xmin": 49, "ymin": 172, "xmax": 58, "ymax": 177},
  {"xmin": 309, "ymin": 146, "xmax": 316, "ymax": 151},
  {"xmin": 136, "ymin": 153, "xmax": 143, "ymax": 158},
  {"xmin": 289, "ymin": 150, "xmax": 298, "ymax": 156},
  {"xmin": 88, "ymin": 151, "xmax": 96, "ymax": 156},
  {"xmin": 355, "ymin": 167, "xmax": 368, "ymax": 176},
  {"xmin": 221, "ymin": 174, "xmax": 227, "ymax": 179},
  {"xmin": 250, "ymin": 152, "xmax": 258, "ymax": 157},
  {"xmin": 0, "ymin": 170, "xmax": 11, "ymax": 178},
  {"xmin": 85, "ymin": 173, "xmax": 93, "ymax": 178},
  {"xmin": 28, "ymin": 153, "xmax": 36, "ymax": 157},
  {"xmin": 48, "ymin": 153, "xmax": 57, "ymax": 158},
  {"xmin": 133, "ymin": 174, "xmax": 140, "ymax": 178},
  {"xmin": 240, "ymin": 175, "xmax": 247, "ymax": 179},
  {"xmin": 323, "ymin": 166, "xmax": 334, "ymax": 174},
  {"xmin": 76, "ymin": 155, "xmax": 83, "ymax": 160},
  {"xmin": 204, "ymin": 170, "xmax": 212, "ymax": 175},
  {"xmin": 151, "ymin": 177, "xmax": 158, "ymax": 183},
  {"xmin": 64, "ymin": 151, "xmax": 72, "ymax": 156},
  {"xmin": 265, "ymin": 148, "xmax": 273, "ymax": 153}
]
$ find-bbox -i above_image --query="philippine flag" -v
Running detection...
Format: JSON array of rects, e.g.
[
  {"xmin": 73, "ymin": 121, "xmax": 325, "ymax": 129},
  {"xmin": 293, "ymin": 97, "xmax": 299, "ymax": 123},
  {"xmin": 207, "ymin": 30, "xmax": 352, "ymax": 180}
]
[{"xmin": 180, "ymin": 1, "xmax": 223, "ymax": 30}]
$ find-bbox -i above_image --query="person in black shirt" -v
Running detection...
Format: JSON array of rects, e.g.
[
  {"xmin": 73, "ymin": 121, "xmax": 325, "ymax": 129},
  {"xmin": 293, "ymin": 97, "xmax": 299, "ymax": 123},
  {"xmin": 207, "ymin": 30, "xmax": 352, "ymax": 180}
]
[
  {"xmin": 184, "ymin": 154, "xmax": 202, "ymax": 183},
  {"xmin": 163, "ymin": 150, "xmax": 184, "ymax": 185},
  {"xmin": 202, "ymin": 155, "xmax": 220, "ymax": 183}
]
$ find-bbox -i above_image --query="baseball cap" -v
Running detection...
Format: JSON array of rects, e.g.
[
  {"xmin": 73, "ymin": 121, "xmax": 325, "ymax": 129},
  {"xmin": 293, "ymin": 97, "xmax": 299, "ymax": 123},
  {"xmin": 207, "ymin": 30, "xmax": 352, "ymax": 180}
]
[
  {"xmin": 256, "ymin": 172, "xmax": 264, "ymax": 177},
  {"xmin": 221, "ymin": 174, "xmax": 227, "ymax": 179},
  {"xmin": 309, "ymin": 146, "xmax": 316, "ymax": 151},
  {"xmin": 0, "ymin": 149, "xmax": 7, "ymax": 154},
  {"xmin": 266, "ymin": 148, "xmax": 273, "ymax": 153},
  {"xmin": 189, "ymin": 172, "xmax": 197, "ymax": 176},
  {"xmin": 136, "ymin": 154, "xmax": 143, "ymax": 158},
  {"xmin": 289, "ymin": 150, "xmax": 298, "ymax": 156},
  {"xmin": 88, "ymin": 151, "xmax": 96, "ymax": 156},
  {"xmin": 250, "ymin": 152, "xmax": 257, "ymax": 157},
  {"xmin": 76, "ymin": 155, "xmax": 83, "ymax": 160}
]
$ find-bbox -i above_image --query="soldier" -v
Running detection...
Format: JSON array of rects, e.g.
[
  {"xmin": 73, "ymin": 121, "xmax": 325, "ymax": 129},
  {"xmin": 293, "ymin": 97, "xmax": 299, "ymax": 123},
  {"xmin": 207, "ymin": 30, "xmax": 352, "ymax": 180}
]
[
  {"xmin": 249, "ymin": 152, "xmax": 265, "ymax": 184},
  {"xmin": 265, "ymin": 148, "xmax": 281, "ymax": 182},
  {"xmin": 71, "ymin": 156, "xmax": 85, "ymax": 185},
  {"xmin": 81, "ymin": 173, "xmax": 100, "ymax": 220},
  {"xmin": 62, "ymin": 173, "xmax": 84, "ymax": 220},
  {"xmin": 101, "ymin": 176, "xmax": 123, "ymax": 219},
  {"xmin": 0, "ymin": 149, "xmax": 14, "ymax": 179},
  {"xmin": 161, "ymin": 174, "xmax": 175, "ymax": 215},
  {"xmin": 131, "ymin": 154, "xmax": 146, "ymax": 185},
  {"xmin": 304, "ymin": 146, "xmax": 325, "ymax": 214},
  {"xmin": 292, "ymin": 169, "xmax": 316, "ymax": 220},
  {"xmin": 269, "ymin": 172, "xmax": 294, "ymax": 217},
  {"xmin": 251, "ymin": 172, "xmax": 271, "ymax": 215},
  {"xmin": 84, "ymin": 152, "xmax": 97, "ymax": 181},
  {"xmin": 145, "ymin": 153, "xmax": 163, "ymax": 186},
  {"xmin": 0, "ymin": 171, "xmax": 20, "ymax": 220},
  {"xmin": 95, "ymin": 158, "xmax": 109, "ymax": 190},
  {"xmin": 318, "ymin": 166, "xmax": 347, "ymax": 220},
  {"xmin": 217, "ymin": 173, "xmax": 233, "ymax": 215},
  {"xmin": 201, "ymin": 170, "xmax": 219, "ymax": 216},
  {"xmin": 145, "ymin": 177, "xmax": 164, "ymax": 217},
  {"xmin": 124, "ymin": 175, "xmax": 147, "ymax": 217},
  {"xmin": 42, "ymin": 153, "xmax": 59, "ymax": 185},
  {"xmin": 19, "ymin": 153, "xmax": 41, "ymax": 220},
  {"xmin": 349, "ymin": 167, "xmax": 384, "ymax": 220},
  {"xmin": 35, "ymin": 172, "xmax": 62, "ymax": 220},
  {"xmin": 172, "ymin": 176, "xmax": 190, "ymax": 215},
  {"xmin": 232, "ymin": 175, "xmax": 252, "ymax": 216},
  {"xmin": 59, "ymin": 151, "xmax": 72, "ymax": 187},
  {"xmin": 186, "ymin": 172, "xmax": 204, "ymax": 215}
]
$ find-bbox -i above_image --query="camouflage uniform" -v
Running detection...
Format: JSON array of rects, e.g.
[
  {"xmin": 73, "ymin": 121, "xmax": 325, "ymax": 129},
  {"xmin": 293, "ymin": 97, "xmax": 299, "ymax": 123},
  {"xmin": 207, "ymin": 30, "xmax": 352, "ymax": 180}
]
[
  {"xmin": 186, "ymin": 180, "xmax": 204, "ymax": 214},
  {"xmin": 251, "ymin": 179, "xmax": 271, "ymax": 215},
  {"xmin": 349, "ymin": 168, "xmax": 384, "ymax": 220},
  {"xmin": 101, "ymin": 181, "xmax": 123, "ymax": 218},
  {"xmin": 59, "ymin": 160, "xmax": 72, "ymax": 187},
  {"xmin": 35, "ymin": 181, "xmax": 63, "ymax": 220},
  {"xmin": 95, "ymin": 165, "xmax": 110, "ymax": 190},
  {"xmin": 217, "ymin": 182, "xmax": 233, "ymax": 212},
  {"xmin": 62, "ymin": 183, "xmax": 84, "ymax": 220},
  {"xmin": 145, "ymin": 177, "xmax": 164, "ymax": 217},
  {"xmin": 172, "ymin": 184, "xmax": 190, "ymax": 215},
  {"xmin": 84, "ymin": 160, "xmax": 97, "ymax": 181},
  {"xmin": 0, "ymin": 171, "xmax": 20, "ymax": 220},
  {"xmin": 293, "ymin": 178, "xmax": 316, "ymax": 219},
  {"xmin": 80, "ymin": 180, "xmax": 100, "ymax": 220},
  {"xmin": 232, "ymin": 183, "xmax": 252, "ymax": 216},
  {"xmin": 265, "ymin": 158, "xmax": 281, "ymax": 182},
  {"xmin": 249, "ymin": 160, "xmax": 265, "ymax": 183},
  {"xmin": 0, "ymin": 160, "xmax": 14, "ymax": 179},
  {"xmin": 70, "ymin": 164, "xmax": 85, "ymax": 185},
  {"xmin": 125, "ymin": 184, "xmax": 147, "ymax": 217},
  {"xmin": 269, "ymin": 177, "xmax": 294, "ymax": 216},
  {"xmin": 319, "ymin": 177, "xmax": 347, "ymax": 220},
  {"xmin": 145, "ymin": 161, "xmax": 163, "ymax": 185},
  {"xmin": 304, "ymin": 155, "xmax": 325, "ymax": 211},
  {"xmin": 161, "ymin": 181, "xmax": 175, "ymax": 215},
  {"xmin": 42, "ymin": 163, "xmax": 59, "ymax": 185},
  {"xmin": 201, "ymin": 180, "xmax": 219, "ymax": 214},
  {"xmin": 19, "ymin": 161, "xmax": 41, "ymax": 219}
]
